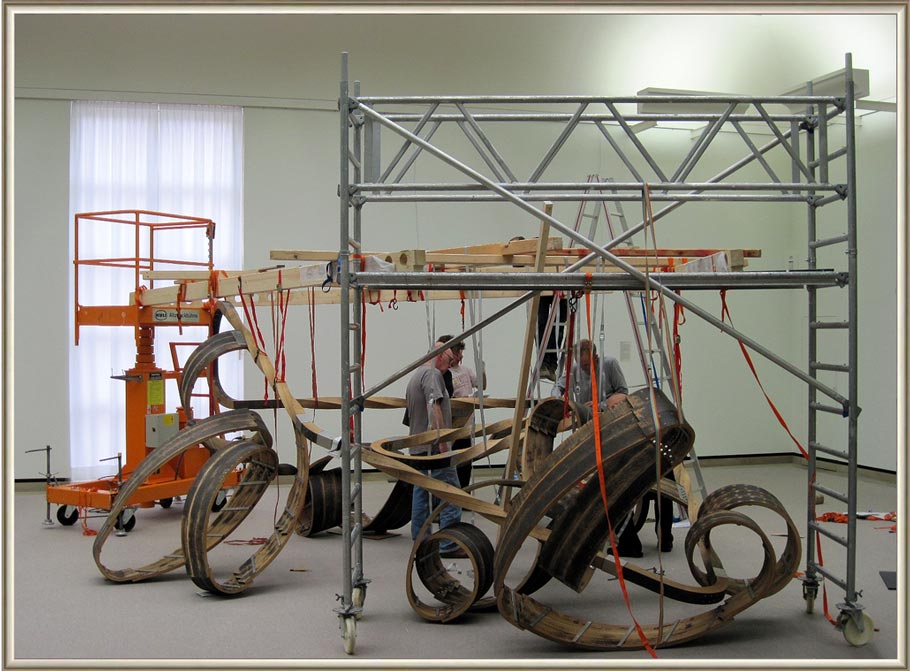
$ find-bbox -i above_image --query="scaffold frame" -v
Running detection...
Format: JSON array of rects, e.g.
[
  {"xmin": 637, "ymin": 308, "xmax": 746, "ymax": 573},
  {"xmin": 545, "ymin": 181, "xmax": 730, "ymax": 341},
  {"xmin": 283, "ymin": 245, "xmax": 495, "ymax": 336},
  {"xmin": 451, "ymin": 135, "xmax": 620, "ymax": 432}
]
[{"xmin": 336, "ymin": 52, "xmax": 865, "ymax": 653}]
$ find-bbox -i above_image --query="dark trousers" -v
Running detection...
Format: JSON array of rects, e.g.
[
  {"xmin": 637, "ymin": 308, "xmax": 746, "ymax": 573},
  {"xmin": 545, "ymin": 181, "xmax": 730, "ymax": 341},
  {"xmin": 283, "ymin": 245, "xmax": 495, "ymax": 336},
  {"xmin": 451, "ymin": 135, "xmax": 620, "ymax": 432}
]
[
  {"xmin": 616, "ymin": 478, "xmax": 676, "ymax": 553},
  {"xmin": 453, "ymin": 437, "xmax": 472, "ymax": 488},
  {"xmin": 537, "ymin": 295, "xmax": 568, "ymax": 369}
]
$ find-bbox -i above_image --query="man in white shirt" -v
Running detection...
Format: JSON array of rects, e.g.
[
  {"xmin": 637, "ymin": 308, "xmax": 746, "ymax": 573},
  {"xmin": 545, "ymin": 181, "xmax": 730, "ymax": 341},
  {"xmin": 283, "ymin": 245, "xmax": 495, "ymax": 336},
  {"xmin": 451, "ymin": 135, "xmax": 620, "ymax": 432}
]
[{"xmin": 443, "ymin": 339, "xmax": 486, "ymax": 488}]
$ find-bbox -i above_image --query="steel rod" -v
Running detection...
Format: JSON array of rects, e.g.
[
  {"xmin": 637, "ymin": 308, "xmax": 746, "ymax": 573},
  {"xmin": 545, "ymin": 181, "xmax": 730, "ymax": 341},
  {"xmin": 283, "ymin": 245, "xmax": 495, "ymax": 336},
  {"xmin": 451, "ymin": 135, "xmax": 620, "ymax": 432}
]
[
  {"xmin": 456, "ymin": 119, "xmax": 506, "ymax": 183},
  {"xmin": 455, "ymin": 102, "xmax": 518, "ymax": 181},
  {"xmin": 844, "ymin": 52, "xmax": 861, "ymax": 603},
  {"xmin": 594, "ymin": 120, "xmax": 645, "ymax": 182},
  {"xmin": 807, "ymin": 525, "xmax": 849, "ymax": 550},
  {"xmin": 809, "ymin": 234, "xmax": 847, "ymax": 249},
  {"xmin": 756, "ymin": 102, "xmax": 815, "ymax": 182},
  {"xmin": 353, "ymin": 181, "xmax": 840, "ymax": 192},
  {"xmin": 338, "ymin": 52, "xmax": 353, "ymax": 619},
  {"xmin": 391, "ymin": 121, "xmax": 442, "ymax": 186},
  {"xmin": 358, "ymin": 94, "xmax": 840, "ymax": 105},
  {"xmin": 809, "ymin": 441, "xmax": 849, "ymax": 460},
  {"xmin": 604, "ymin": 101, "xmax": 668, "ymax": 182},
  {"xmin": 358, "ymin": 193, "xmax": 816, "ymax": 203},
  {"xmin": 353, "ymin": 270, "xmax": 845, "ymax": 290},
  {"xmin": 378, "ymin": 112, "xmax": 834, "ymax": 123},
  {"xmin": 527, "ymin": 102, "xmax": 588, "ymax": 183},
  {"xmin": 378, "ymin": 102, "xmax": 439, "ymax": 184},
  {"xmin": 731, "ymin": 120, "xmax": 785, "ymax": 188},
  {"xmin": 810, "ymin": 362, "xmax": 850, "ymax": 372},
  {"xmin": 813, "ymin": 483, "xmax": 849, "ymax": 504}
]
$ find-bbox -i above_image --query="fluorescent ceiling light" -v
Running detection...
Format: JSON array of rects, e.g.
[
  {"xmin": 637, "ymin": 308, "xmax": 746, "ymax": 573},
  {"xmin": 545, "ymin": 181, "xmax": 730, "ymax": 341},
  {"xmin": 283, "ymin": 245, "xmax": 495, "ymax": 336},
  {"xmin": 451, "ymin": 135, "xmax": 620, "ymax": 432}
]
[
  {"xmin": 777, "ymin": 68, "xmax": 871, "ymax": 110},
  {"xmin": 636, "ymin": 87, "xmax": 749, "ymax": 114},
  {"xmin": 778, "ymin": 67, "xmax": 870, "ymax": 98},
  {"xmin": 855, "ymin": 99, "xmax": 895, "ymax": 113}
]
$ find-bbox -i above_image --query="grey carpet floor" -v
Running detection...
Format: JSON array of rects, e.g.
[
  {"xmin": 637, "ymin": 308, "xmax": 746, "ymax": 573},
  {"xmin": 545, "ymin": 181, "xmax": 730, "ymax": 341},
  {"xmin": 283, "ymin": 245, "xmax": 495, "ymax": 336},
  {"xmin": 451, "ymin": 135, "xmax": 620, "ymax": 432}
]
[{"xmin": 7, "ymin": 462, "xmax": 902, "ymax": 667}]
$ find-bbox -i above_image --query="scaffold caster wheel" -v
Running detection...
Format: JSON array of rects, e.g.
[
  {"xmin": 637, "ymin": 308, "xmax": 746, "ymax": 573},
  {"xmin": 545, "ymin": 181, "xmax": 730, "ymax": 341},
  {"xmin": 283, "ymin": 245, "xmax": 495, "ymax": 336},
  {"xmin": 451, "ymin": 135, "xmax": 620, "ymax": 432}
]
[
  {"xmin": 342, "ymin": 617, "xmax": 356, "ymax": 655},
  {"xmin": 114, "ymin": 508, "xmax": 136, "ymax": 532},
  {"xmin": 212, "ymin": 490, "xmax": 228, "ymax": 512},
  {"xmin": 159, "ymin": 497, "xmax": 173, "ymax": 509},
  {"xmin": 804, "ymin": 596, "xmax": 815, "ymax": 614},
  {"xmin": 56, "ymin": 505, "xmax": 78, "ymax": 526},
  {"xmin": 352, "ymin": 586, "xmax": 365, "ymax": 620},
  {"xmin": 840, "ymin": 611, "xmax": 874, "ymax": 647}
]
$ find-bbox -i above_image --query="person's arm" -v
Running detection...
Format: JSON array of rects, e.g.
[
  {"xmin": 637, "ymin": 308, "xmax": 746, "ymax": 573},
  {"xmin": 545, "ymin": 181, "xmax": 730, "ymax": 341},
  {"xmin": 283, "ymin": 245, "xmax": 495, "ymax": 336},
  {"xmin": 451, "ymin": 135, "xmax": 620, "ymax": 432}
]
[
  {"xmin": 469, "ymin": 365, "xmax": 487, "ymax": 392},
  {"xmin": 604, "ymin": 359, "xmax": 629, "ymax": 409},
  {"xmin": 550, "ymin": 366, "xmax": 568, "ymax": 398},
  {"xmin": 429, "ymin": 398, "xmax": 449, "ymax": 452}
]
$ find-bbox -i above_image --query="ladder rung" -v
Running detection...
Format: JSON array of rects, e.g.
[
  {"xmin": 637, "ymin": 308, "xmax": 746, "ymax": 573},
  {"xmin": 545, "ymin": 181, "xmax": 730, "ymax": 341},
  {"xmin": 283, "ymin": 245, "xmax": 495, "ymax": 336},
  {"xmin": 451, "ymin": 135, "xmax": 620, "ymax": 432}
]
[
  {"xmin": 809, "ymin": 441, "xmax": 848, "ymax": 460},
  {"xmin": 349, "ymin": 364, "xmax": 362, "ymax": 374},
  {"xmin": 221, "ymin": 506, "xmax": 251, "ymax": 512},
  {"xmin": 581, "ymin": 213, "xmax": 598, "ymax": 219},
  {"xmin": 810, "ymin": 321, "xmax": 849, "ymax": 329},
  {"xmin": 236, "ymin": 480, "xmax": 269, "ymax": 486},
  {"xmin": 808, "ymin": 520, "xmax": 849, "ymax": 546},
  {"xmin": 809, "ymin": 234, "xmax": 848, "ymax": 249},
  {"xmin": 812, "ymin": 483, "xmax": 849, "ymax": 504},
  {"xmin": 806, "ymin": 560, "xmax": 848, "ymax": 592},
  {"xmin": 810, "ymin": 362, "xmax": 850, "ymax": 373},
  {"xmin": 810, "ymin": 402, "xmax": 846, "ymax": 416}
]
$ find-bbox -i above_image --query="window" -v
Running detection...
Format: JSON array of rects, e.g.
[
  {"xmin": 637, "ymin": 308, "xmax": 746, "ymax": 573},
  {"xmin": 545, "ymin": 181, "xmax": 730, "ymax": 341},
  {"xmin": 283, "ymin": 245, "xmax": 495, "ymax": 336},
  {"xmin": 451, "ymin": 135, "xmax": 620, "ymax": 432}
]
[{"xmin": 69, "ymin": 101, "xmax": 243, "ymax": 476}]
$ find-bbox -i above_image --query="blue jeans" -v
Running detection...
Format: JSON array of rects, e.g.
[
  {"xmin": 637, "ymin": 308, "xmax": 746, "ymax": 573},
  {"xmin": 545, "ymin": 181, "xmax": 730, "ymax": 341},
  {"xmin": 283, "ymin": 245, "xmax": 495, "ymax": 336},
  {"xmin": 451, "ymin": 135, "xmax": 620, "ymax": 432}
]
[{"xmin": 411, "ymin": 464, "xmax": 462, "ymax": 553}]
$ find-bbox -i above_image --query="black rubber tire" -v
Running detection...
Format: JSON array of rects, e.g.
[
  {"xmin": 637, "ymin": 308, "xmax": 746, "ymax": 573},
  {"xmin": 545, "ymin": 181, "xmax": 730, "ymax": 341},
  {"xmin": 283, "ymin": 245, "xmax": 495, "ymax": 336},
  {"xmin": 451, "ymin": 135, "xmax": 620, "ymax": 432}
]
[
  {"xmin": 114, "ymin": 510, "xmax": 137, "ymax": 532},
  {"xmin": 159, "ymin": 498, "xmax": 173, "ymax": 509},
  {"xmin": 57, "ymin": 505, "xmax": 78, "ymax": 526}
]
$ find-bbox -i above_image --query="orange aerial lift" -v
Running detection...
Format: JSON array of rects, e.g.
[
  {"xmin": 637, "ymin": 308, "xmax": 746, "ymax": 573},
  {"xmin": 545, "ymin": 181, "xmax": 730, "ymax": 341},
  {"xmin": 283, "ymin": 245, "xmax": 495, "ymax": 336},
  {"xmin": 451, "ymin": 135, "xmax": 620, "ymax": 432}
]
[{"xmin": 48, "ymin": 210, "xmax": 238, "ymax": 531}]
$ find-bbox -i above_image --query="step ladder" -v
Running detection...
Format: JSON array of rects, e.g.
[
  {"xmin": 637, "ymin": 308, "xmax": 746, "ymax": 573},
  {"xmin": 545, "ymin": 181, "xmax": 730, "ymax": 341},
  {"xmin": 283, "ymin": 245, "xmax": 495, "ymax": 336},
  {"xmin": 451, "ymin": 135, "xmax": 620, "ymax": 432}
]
[{"xmin": 562, "ymin": 175, "xmax": 709, "ymax": 520}]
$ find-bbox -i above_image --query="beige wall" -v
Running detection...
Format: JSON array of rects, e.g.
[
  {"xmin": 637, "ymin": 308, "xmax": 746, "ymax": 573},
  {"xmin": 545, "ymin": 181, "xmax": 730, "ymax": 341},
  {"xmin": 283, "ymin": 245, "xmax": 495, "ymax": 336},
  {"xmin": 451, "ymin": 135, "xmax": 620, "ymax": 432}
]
[{"xmin": 10, "ymin": 10, "xmax": 900, "ymax": 477}]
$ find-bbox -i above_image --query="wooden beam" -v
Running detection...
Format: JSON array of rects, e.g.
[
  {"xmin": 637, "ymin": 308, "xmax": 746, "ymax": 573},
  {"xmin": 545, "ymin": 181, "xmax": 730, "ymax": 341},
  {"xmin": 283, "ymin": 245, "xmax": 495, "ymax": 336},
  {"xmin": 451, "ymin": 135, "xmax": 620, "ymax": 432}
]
[
  {"xmin": 504, "ymin": 203, "xmax": 553, "ymax": 501},
  {"xmin": 429, "ymin": 236, "xmax": 563, "ymax": 256},
  {"xmin": 133, "ymin": 263, "xmax": 329, "ymax": 306}
]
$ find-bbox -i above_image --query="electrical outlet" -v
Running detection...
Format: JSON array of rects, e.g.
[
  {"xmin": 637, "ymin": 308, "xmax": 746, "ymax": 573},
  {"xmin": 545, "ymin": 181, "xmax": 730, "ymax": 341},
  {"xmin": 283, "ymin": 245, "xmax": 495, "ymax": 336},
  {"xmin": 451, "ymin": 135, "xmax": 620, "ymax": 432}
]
[{"xmin": 619, "ymin": 341, "xmax": 631, "ymax": 361}]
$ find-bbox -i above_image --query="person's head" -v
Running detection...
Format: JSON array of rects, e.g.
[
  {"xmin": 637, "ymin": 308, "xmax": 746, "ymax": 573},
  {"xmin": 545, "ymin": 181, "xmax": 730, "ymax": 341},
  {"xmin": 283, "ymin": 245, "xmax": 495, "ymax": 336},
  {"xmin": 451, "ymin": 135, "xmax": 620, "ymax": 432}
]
[
  {"xmin": 433, "ymin": 335, "xmax": 457, "ymax": 372},
  {"xmin": 449, "ymin": 340, "xmax": 465, "ymax": 366},
  {"xmin": 576, "ymin": 339, "xmax": 596, "ymax": 370}
]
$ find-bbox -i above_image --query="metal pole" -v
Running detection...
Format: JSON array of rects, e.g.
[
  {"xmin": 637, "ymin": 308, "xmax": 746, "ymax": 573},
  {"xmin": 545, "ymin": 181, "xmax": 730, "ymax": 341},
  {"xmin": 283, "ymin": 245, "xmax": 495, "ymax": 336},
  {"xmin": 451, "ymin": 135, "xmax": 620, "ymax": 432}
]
[
  {"xmin": 25, "ymin": 445, "xmax": 56, "ymax": 526},
  {"xmin": 337, "ymin": 52, "xmax": 354, "ymax": 621},
  {"xmin": 350, "ymin": 80, "xmax": 366, "ymax": 602},
  {"xmin": 805, "ymin": 80, "xmax": 820, "ymax": 598},
  {"xmin": 843, "ymin": 52, "xmax": 860, "ymax": 606},
  {"xmin": 356, "ymin": 97, "xmax": 848, "ymax": 407}
]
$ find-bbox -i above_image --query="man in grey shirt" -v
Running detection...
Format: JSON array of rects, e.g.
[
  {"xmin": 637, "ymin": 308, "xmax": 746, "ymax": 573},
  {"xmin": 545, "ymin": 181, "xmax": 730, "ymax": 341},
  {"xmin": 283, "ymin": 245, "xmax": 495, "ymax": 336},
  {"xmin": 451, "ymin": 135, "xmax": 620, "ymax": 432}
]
[
  {"xmin": 405, "ymin": 344, "xmax": 465, "ymax": 558},
  {"xmin": 551, "ymin": 338, "xmax": 629, "ymax": 424}
]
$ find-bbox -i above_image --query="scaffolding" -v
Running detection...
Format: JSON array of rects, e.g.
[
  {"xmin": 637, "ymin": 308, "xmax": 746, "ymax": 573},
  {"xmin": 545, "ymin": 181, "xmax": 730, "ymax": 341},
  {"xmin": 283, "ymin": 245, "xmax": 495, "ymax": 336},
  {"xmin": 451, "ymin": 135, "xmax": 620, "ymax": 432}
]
[{"xmin": 336, "ymin": 52, "xmax": 867, "ymax": 652}]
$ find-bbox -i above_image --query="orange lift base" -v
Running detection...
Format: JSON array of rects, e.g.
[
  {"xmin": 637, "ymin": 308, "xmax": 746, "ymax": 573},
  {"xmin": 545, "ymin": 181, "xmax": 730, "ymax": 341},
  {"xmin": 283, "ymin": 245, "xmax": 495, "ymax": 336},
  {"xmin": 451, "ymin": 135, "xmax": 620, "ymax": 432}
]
[{"xmin": 47, "ymin": 454, "xmax": 240, "ymax": 510}]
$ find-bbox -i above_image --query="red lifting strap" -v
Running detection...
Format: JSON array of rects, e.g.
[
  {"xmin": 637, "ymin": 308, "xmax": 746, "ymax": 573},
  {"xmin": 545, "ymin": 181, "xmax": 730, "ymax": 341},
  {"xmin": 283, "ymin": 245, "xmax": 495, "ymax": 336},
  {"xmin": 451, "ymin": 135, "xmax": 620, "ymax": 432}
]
[
  {"xmin": 586, "ymin": 287, "xmax": 658, "ymax": 657},
  {"xmin": 719, "ymin": 290, "xmax": 808, "ymax": 459}
]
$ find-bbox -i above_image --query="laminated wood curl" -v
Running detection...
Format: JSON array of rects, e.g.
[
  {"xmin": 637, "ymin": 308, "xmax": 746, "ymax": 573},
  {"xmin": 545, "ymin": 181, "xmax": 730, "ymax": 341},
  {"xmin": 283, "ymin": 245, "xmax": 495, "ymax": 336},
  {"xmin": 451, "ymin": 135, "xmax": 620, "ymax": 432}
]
[
  {"xmin": 92, "ymin": 409, "xmax": 272, "ymax": 583},
  {"xmin": 406, "ymin": 521, "xmax": 495, "ymax": 623},
  {"xmin": 181, "ymin": 439, "xmax": 287, "ymax": 595},
  {"xmin": 492, "ymin": 387, "xmax": 801, "ymax": 650}
]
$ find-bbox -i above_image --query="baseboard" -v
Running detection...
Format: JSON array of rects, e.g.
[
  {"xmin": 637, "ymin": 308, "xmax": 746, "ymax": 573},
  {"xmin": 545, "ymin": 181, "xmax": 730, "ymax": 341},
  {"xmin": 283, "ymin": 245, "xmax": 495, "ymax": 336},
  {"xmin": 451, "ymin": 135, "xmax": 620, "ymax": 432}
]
[{"xmin": 16, "ymin": 453, "xmax": 896, "ymax": 492}]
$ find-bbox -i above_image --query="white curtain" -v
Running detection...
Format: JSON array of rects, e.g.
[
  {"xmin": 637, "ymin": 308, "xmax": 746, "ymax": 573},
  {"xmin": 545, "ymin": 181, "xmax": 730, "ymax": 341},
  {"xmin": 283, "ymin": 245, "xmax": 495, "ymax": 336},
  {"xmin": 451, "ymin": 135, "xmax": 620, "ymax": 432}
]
[{"xmin": 69, "ymin": 101, "xmax": 243, "ymax": 475}]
